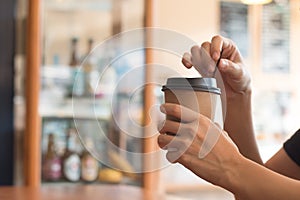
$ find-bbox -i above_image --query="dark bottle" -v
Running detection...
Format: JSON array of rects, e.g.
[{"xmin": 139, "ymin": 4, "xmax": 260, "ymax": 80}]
[
  {"xmin": 83, "ymin": 38, "xmax": 101, "ymax": 97},
  {"xmin": 85, "ymin": 38, "xmax": 94, "ymax": 60},
  {"xmin": 62, "ymin": 128, "xmax": 81, "ymax": 182},
  {"xmin": 69, "ymin": 37, "xmax": 80, "ymax": 67},
  {"xmin": 82, "ymin": 38, "xmax": 94, "ymax": 96},
  {"xmin": 68, "ymin": 37, "xmax": 85, "ymax": 97},
  {"xmin": 83, "ymin": 38, "xmax": 95, "ymax": 72},
  {"xmin": 80, "ymin": 137, "xmax": 99, "ymax": 183},
  {"xmin": 42, "ymin": 133, "xmax": 62, "ymax": 181}
]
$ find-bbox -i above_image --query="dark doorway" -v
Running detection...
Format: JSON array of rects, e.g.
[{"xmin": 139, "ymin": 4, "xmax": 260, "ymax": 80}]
[{"xmin": 0, "ymin": 0, "xmax": 15, "ymax": 185}]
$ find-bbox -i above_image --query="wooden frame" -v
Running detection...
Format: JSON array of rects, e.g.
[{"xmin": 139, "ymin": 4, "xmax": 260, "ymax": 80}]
[
  {"xmin": 24, "ymin": 0, "xmax": 159, "ymax": 191},
  {"xmin": 24, "ymin": 0, "xmax": 41, "ymax": 186},
  {"xmin": 143, "ymin": 0, "xmax": 160, "ymax": 193}
]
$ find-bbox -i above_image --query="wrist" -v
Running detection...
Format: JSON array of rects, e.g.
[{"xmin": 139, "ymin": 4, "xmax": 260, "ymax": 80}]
[
  {"xmin": 225, "ymin": 88, "xmax": 252, "ymax": 119},
  {"xmin": 222, "ymin": 154, "xmax": 251, "ymax": 197},
  {"xmin": 227, "ymin": 87, "xmax": 252, "ymax": 103},
  {"xmin": 225, "ymin": 88, "xmax": 252, "ymax": 121}
]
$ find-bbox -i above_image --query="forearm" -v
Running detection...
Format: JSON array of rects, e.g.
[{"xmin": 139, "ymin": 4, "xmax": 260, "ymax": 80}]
[
  {"xmin": 228, "ymin": 157, "xmax": 300, "ymax": 200},
  {"xmin": 224, "ymin": 90, "xmax": 263, "ymax": 164}
]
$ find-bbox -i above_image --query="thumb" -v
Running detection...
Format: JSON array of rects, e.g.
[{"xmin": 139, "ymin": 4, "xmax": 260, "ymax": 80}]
[{"xmin": 218, "ymin": 59, "xmax": 243, "ymax": 80}]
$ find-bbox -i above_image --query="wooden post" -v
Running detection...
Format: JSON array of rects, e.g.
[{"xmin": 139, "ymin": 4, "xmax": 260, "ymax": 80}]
[
  {"xmin": 24, "ymin": 0, "xmax": 41, "ymax": 187},
  {"xmin": 143, "ymin": 0, "xmax": 160, "ymax": 193}
]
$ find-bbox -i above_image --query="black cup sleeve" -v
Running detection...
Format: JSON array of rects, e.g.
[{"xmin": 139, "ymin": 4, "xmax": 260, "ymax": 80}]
[{"xmin": 283, "ymin": 129, "xmax": 300, "ymax": 167}]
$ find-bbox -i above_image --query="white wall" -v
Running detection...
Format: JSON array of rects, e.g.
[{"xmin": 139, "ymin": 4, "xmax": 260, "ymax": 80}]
[
  {"xmin": 153, "ymin": 0, "xmax": 226, "ymax": 190},
  {"xmin": 153, "ymin": 0, "xmax": 220, "ymax": 80}
]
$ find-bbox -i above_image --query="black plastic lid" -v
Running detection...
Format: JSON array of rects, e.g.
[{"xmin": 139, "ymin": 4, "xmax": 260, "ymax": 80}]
[{"xmin": 162, "ymin": 77, "xmax": 221, "ymax": 95}]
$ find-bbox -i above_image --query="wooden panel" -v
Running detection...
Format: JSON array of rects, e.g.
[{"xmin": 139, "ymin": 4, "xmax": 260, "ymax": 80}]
[
  {"xmin": 24, "ymin": 0, "xmax": 41, "ymax": 186},
  {"xmin": 112, "ymin": 0, "xmax": 122, "ymax": 34}
]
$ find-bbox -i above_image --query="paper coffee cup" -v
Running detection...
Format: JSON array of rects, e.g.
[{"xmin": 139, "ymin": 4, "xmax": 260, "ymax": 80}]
[{"xmin": 162, "ymin": 77, "xmax": 222, "ymax": 128}]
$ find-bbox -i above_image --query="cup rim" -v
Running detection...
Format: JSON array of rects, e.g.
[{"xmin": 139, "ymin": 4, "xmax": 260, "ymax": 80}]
[{"xmin": 161, "ymin": 77, "xmax": 221, "ymax": 95}]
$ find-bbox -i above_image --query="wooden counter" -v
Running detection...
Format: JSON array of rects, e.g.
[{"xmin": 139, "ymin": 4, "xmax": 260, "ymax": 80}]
[{"xmin": 0, "ymin": 184, "xmax": 179, "ymax": 200}]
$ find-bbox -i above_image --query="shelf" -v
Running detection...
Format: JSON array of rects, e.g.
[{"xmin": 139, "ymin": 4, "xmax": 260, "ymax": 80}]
[
  {"xmin": 44, "ymin": 0, "xmax": 112, "ymax": 12},
  {"xmin": 42, "ymin": 176, "xmax": 140, "ymax": 186},
  {"xmin": 39, "ymin": 97, "xmax": 111, "ymax": 120},
  {"xmin": 41, "ymin": 65, "xmax": 71, "ymax": 80}
]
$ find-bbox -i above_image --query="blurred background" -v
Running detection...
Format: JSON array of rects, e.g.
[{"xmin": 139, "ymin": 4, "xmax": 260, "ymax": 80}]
[{"xmin": 1, "ymin": 0, "xmax": 300, "ymax": 199}]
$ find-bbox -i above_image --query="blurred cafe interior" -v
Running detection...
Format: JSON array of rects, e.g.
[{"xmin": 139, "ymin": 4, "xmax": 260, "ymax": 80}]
[{"xmin": 0, "ymin": 0, "xmax": 300, "ymax": 199}]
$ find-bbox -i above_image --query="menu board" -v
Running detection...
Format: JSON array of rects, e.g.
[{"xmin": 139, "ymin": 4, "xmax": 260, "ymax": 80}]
[
  {"xmin": 262, "ymin": 2, "xmax": 290, "ymax": 73},
  {"xmin": 220, "ymin": 1, "xmax": 249, "ymax": 57}
]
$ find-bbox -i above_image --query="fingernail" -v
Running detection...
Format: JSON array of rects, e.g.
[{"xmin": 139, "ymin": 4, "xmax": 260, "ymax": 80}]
[
  {"xmin": 160, "ymin": 105, "xmax": 166, "ymax": 114},
  {"xmin": 183, "ymin": 53, "xmax": 192, "ymax": 63},
  {"xmin": 213, "ymin": 52, "xmax": 219, "ymax": 60},
  {"xmin": 157, "ymin": 121, "xmax": 164, "ymax": 131},
  {"xmin": 168, "ymin": 147, "xmax": 178, "ymax": 152},
  {"xmin": 221, "ymin": 59, "xmax": 228, "ymax": 68}
]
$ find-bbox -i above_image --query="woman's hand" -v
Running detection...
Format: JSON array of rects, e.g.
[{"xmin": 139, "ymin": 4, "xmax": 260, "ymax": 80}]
[
  {"xmin": 157, "ymin": 103, "xmax": 242, "ymax": 190},
  {"xmin": 181, "ymin": 36, "xmax": 262, "ymax": 164},
  {"xmin": 157, "ymin": 103, "xmax": 300, "ymax": 199},
  {"xmin": 182, "ymin": 35, "xmax": 251, "ymax": 99}
]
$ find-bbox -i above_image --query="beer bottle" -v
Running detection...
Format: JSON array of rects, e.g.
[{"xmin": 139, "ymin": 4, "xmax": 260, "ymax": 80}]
[
  {"xmin": 62, "ymin": 128, "xmax": 81, "ymax": 182},
  {"xmin": 69, "ymin": 37, "xmax": 85, "ymax": 97},
  {"xmin": 81, "ymin": 137, "xmax": 99, "ymax": 183},
  {"xmin": 42, "ymin": 133, "xmax": 62, "ymax": 181}
]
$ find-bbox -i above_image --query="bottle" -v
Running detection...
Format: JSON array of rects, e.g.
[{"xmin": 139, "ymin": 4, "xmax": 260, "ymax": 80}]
[
  {"xmin": 69, "ymin": 37, "xmax": 85, "ymax": 97},
  {"xmin": 69, "ymin": 38, "xmax": 80, "ymax": 67},
  {"xmin": 83, "ymin": 38, "xmax": 94, "ymax": 66},
  {"xmin": 97, "ymin": 52, "xmax": 117, "ymax": 98},
  {"xmin": 62, "ymin": 128, "xmax": 81, "ymax": 182},
  {"xmin": 82, "ymin": 38, "xmax": 98, "ymax": 97},
  {"xmin": 42, "ymin": 133, "xmax": 62, "ymax": 181},
  {"xmin": 81, "ymin": 137, "xmax": 99, "ymax": 183}
]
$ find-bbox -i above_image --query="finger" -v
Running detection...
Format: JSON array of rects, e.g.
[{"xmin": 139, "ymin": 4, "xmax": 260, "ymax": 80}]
[
  {"xmin": 158, "ymin": 134, "xmax": 186, "ymax": 152},
  {"xmin": 182, "ymin": 52, "xmax": 193, "ymax": 68},
  {"xmin": 157, "ymin": 120, "xmax": 164, "ymax": 132},
  {"xmin": 212, "ymin": 36, "xmax": 240, "ymax": 61},
  {"xmin": 201, "ymin": 41, "xmax": 211, "ymax": 52},
  {"xmin": 210, "ymin": 35, "xmax": 224, "ymax": 61},
  {"xmin": 158, "ymin": 120, "xmax": 181, "ymax": 135},
  {"xmin": 190, "ymin": 45, "xmax": 202, "ymax": 68},
  {"xmin": 199, "ymin": 44, "xmax": 217, "ymax": 76},
  {"xmin": 159, "ymin": 119, "xmax": 199, "ymax": 140},
  {"xmin": 158, "ymin": 136, "xmax": 187, "ymax": 163},
  {"xmin": 157, "ymin": 134, "xmax": 174, "ymax": 149},
  {"xmin": 160, "ymin": 103, "xmax": 199, "ymax": 123},
  {"xmin": 191, "ymin": 43, "xmax": 211, "ymax": 68},
  {"xmin": 218, "ymin": 59, "xmax": 243, "ymax": 80},
  {"xmin": 166, "ymin": 151, "xmax": 182, "ymax": 163}
]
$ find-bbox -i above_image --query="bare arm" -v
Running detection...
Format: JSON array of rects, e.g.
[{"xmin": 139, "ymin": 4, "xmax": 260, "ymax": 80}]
[
  {"xmin": 265, "ymin": 147, "xmax": 300, "ymax": 180},
  {"xmin": 158, "ymin": 103, "xmax": 300, "ymax": 200},
  {"xmin": 224, "ymin": 90, "xmax": 263, "ymax": 164},
  {"xmin": 232, "ymin": 156, "xmax": 300, "ymax": 200}
]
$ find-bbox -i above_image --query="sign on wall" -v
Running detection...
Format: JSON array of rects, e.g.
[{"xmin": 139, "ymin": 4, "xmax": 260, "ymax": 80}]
[
  {"xmin": 262, "ymin": 2, "xmax": 290, "ymax": 73},
  {"xmin": 220, "ymin": 1, "xmax": 249, "ymax": 58}
]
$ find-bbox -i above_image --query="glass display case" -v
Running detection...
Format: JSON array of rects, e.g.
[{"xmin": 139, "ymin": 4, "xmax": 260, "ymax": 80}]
[
  {"xmin": 23, "ymin": 0, "xmax": 300, "ymax": 196},
  {"xmin": 38, "ymin": 0, "xmax": 146, "ymax": 186}
]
